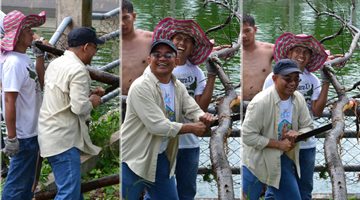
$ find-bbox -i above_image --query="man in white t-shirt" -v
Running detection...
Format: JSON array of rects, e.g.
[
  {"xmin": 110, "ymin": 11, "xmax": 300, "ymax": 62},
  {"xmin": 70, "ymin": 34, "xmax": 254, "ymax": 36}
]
[
  {"xmin": 263, "ymin": 33, "xmax": 332, "ymax": 200},
  {"xmin": 121, "ymin": 39, "xmax": 216, "ymax": 200},
  {"xmin": 242, "ymin": 59, "xmax": 313, "ymax": 200},
  {"xmin": 1, "ymin": 10, "xmax": 46, "ymax": 199},
  {"xmin": 149, "ymin": 18, "xmax": 214, "ymax": 200}
]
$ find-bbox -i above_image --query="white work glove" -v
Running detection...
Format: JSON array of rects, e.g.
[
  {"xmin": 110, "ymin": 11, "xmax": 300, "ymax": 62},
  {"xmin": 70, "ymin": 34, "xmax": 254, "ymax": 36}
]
[
  {"xmin": 320, "ymin": 65, "xmax": 335, "ymax": 83},
  {"xmin": 31, "ymin": 39, "xmax": 44, "ymax": 57},
  {"xmin": 2, "ymin": 137, "xmax": 19, "ymax": 157},
  {"xmin": 206, "ymin": 61, "xmax": 217, "ymax": 76}
]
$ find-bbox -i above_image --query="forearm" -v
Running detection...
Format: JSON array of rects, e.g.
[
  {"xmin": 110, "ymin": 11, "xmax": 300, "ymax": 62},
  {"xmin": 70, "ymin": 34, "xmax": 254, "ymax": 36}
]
[
  {"xmin": 178, "ymin": 123, "xmax": 194, "ymax": 135},
  {"xmin": 312, "ymin": 83, "xmax": 329, "ymax": 116},
  {"xmin": 35, "ymin": 56, "xmax": 45, "ymax": 91},
  {"xmin": 266, "ymin": 139, "xmax": 280, "ymax": 149},
  {"xmin": 196, "ymin": 75, "xmax": 215, "ymax": 111}
]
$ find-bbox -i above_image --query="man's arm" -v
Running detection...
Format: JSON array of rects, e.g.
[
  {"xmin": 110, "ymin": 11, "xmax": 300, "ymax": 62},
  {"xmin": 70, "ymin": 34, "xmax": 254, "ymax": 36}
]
[
  {"xmin": 267, "ymin": 139, "xmax": 296, "ymax": 152},
  {"xmin": 311, "ymin": 82, "xmax": 329, "ymax": 117},
  {"xmin": 195, "ymin": 75, "xmax": 215, "ymax": 111},
  {"xmin": 4, "ymin": 92, "xmax": 18, "ymax": 139},
  {"xmin": 35, "ymin": 56, "xmax": 45, "ymax": 91},
  {"xmin": 69, "ymin": 69, "xmax": 94, "ymax": 115}
]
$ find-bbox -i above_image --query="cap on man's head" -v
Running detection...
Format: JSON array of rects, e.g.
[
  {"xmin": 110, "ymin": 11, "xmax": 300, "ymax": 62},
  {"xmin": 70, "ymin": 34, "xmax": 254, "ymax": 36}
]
[
  {"xmin": 68, "ymin": 27, "xmax": 105, "ymax": 47},
  {"xmin": 273, "ymin": 59, "xmax": 302, "ymax": 75},
  {"xmin": 149, "ymin": 39, "xmax": 177, "ymax": 56}
]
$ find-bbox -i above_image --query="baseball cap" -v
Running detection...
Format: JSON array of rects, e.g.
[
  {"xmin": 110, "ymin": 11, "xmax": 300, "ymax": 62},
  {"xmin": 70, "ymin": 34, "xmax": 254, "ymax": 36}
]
[
  {"xmin": 68, "ymin": 27, "xmax": 105, "ymax": 47},
  {"xmin": 149, "ymin": 39, "xmax": 177, "ymax": 56},
  {"xmin": 273, "ymin": 59, "xmax": 302, "ymax": 75}
]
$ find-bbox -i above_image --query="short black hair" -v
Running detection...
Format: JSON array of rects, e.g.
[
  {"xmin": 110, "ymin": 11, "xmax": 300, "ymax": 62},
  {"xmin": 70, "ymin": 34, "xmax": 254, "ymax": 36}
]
[
  {"xmin": 242, "ymin": 14, "xmax": 255, "ymax": 27},
  {"xmin": 122, "ymin": 0, "xmax": 133, "ymax": 13}
]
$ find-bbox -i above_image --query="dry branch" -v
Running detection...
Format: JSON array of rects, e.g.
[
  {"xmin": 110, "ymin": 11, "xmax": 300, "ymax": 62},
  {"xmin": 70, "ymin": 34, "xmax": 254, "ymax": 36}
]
[{"xmin": 208, "ymin": 55, "xmax": 237, "ymax": 200}]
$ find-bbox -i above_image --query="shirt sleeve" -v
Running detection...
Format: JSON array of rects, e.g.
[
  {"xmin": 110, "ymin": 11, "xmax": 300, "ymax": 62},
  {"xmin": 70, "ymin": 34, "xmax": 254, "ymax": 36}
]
[
  {"xmin": 68, "ymin": 68, "xmax": 93, "ymax": 116},
  {"xmin": 310, "ymin": 74, "xmax": 321, "ymax": 101},
  {"xmin": 194, "ymin": 66, "xmax": 206, "ymax": 96},
  {"xmin": 242, "ymin": 101, "xmax": 270, "ymax": 150},
  {"xmin": 130, "ymin": 84, "xmax": 182, "ymax": 138},
  {"xmin": 2, "ymin": 59, "xmax": 26, "ymax": 92},
  {"xmin": 262, "ymin": 72, "xmax": 274, "ymax": 90}
]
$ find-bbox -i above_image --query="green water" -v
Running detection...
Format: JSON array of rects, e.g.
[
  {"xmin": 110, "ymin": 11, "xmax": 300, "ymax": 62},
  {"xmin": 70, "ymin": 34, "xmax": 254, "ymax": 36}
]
[{"xmin": 131, "ymin": 0, "xmax": 241, "ymax": 94}]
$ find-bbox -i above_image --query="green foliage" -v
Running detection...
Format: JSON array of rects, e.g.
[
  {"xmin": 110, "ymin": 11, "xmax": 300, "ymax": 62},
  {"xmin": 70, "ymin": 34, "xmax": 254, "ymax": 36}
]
[
  {"xmin": 203, "ymin": 165, "xmax": 217, "ymax": 183},
  {"xmin": 320, "ymin": 170, "xmax": 329, "ymax": 180},
  {"xmin": 89, "ymin": 110, "xmax": 120, "ymax": 147}
]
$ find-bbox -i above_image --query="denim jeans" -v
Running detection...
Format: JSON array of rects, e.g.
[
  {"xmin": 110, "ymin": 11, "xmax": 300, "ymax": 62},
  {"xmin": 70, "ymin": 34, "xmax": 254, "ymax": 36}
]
[
  {"xmin": 2, "ymin": 136, "xmax": 39, "ymax": 200},
  {"xmin": 265, "ymin": 148, "xmax": 315, "ymax": 200},
  {"xmin": 175, "ymin": 147, "xmax": 199, "ymax": 200},
  {"xmin": 122, "ymin": 152, "xmax": 179, "ymax": 200},
  {"xmin": 47, "ymin": 147, "xmax": 84, "ymax": 200},
  {"xmin": 243, "ymin": 154, "xmax": 301, "ymax": 200}
]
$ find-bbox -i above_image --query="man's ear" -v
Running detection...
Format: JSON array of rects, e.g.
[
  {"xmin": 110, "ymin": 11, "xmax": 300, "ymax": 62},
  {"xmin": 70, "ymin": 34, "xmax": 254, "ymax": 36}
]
[
  {"xmin": 133, "ymin": 12, "xmax": 137, "ymax": 21},
  {"xmin": 175, "ymin": 57, "xmax": 180, "ymax": 66},
  {"xmin": 272, "ymin": 74, "xmax": 277, "ymax": 83},
  {"xmin": 254, "ymin": 26, "xmax": 258, "ymax": 34},
  {"xmin": 147, "ymin": 56, "xmax": 151, "ymax": 65}
]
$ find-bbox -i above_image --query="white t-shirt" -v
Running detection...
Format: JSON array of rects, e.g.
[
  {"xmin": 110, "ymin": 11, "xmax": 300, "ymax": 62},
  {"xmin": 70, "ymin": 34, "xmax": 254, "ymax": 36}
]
[
  {"xmin": 172, "ymin": 60, "xmax": 206, "ymax": 149},
  {"xmin": 158, "ymin": 79, "xmax": 175, "ymax": 154},
  {"xmin": 278, "ymin": 97, "xmax": 293, "ymax": 154},
  {"xmin": 263, "ymin": 69, "xmax": 320, "ymax": 149},
  {"xmin": 1, "ymin": 51, "xmax": 42, "ymax": 139}
]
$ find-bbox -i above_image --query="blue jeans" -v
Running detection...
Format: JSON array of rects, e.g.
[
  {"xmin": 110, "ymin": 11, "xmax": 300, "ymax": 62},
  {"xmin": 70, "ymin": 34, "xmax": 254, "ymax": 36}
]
[
  {"xmin": 47, "ymin": 147, "xmax": 84, "ymax": 200},
  {"xmin": 144, "ymin": 148, "xmax": 199, "ymax": 200},
  {"xmin": 2, "ymin": 136, "xmax": 39, "ymax": 200},
  {"xmin": 243, "ymin": 154, "xmax": 301, "ymax": 200},
  {"xmin": 122, "ymin": 152, "xmax": 179, "ymax": 200},
  {"xmin": 265, "ymin": 148, "xmax": 315, "ymax": 200},
  {"xmin": 175, "ymin": 147, "xmax": 199, "ymax": 200}
]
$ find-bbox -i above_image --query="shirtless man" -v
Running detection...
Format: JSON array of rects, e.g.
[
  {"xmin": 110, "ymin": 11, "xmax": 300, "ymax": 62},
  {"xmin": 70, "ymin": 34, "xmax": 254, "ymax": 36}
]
[
  {"xmin": 121, "ymin": 0, "xmax": 153, "ymax": 96},
  {"xmin": 241, "ymin": 14, "xmax": 274, "ymax": 101}
]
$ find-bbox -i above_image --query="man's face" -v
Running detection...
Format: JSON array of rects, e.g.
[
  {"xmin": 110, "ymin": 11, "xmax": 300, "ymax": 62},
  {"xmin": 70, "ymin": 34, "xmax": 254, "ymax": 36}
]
[
  {"xmin": 287, "ymin": 46, "xmax": 311, "ymax": 72},
  {"xmin": 121, "ymin": 9, "xmax": 136, "ymax": 35},
  {"xmin": 273, "ymin": 72, "xmax": 300, "ymax": 100},
  {"xmin": 148, "ymin": 44, "xmax": 179, "ymax": 78},
  {"xmin": 242, "ymin": 22, "xmax": 257, "ymax": 47},
  {"xmin": 16, "ymin": 27, "xmax": 34, "ymax": 49},
  {"xmin": 83, "ymin": 42, "xmax": 98, "ymax": 65},
  {"xmin": 171, "ymin": 32, "xmax": 195, "ymax": 63}
]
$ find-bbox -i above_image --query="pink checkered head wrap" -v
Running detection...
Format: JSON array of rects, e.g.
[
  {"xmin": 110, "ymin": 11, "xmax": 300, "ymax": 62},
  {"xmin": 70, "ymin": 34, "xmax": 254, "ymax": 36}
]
[
  {"xmin": 274, "ymin": 33, "xmax": 328, "ymax": 72},
  {"xmin": 153, "ymin": 17, "xmax": 213, "ymax": 65},
  {"xmin": 1, "ymin": 10, "xmax": 46, "ymax": 52}
]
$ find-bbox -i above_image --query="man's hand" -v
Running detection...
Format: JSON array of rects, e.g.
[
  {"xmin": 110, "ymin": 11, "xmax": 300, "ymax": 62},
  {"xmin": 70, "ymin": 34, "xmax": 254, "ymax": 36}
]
[
  {"xmin": 326, "ymin": 54, "xmax": 347, "ymax": 67},
  {"xmin": 212, "ymin": 45, "xmax": 234, "ymax": 59},
  {"xmin": 199, "ymin": 113, "xmax": 216, "ymax": 127},
  {"xmin": 31, "ymin": 40, "xmax": 44, "ymax": 57},
  {"xmin": 278, "ymin": 139, "xmax": 296, "ymax": 152},
  {"xmin": 319, "ymin": 65, "xmax": 336, "ymax": 83},
  {"xmin": 89, "ymin": 94, "xmax": 102, "ymax": 108},
  {"xmin": 191, "ymin": 121, "xmax": 208, "ymax": 137},
  {"xmin": 284, "ymin": 130, "xmax": 301, "ymax": 143},
  {"xmin": 2, "ymin": 137, "xmax": 19, "ymax": 157},
  {"xmin": 91, "ymin": 86, "xmax": 105, "ymax": 97}
]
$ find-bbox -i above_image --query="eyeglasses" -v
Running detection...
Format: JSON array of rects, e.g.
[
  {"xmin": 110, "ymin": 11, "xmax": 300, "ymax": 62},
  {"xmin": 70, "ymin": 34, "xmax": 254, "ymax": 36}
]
[
  {"xmin": 151, "ymin": 53, "xmax": 176, "ymax": 59},
  {"xmin": 279, "ymin": 76, "xmax": 302, "ymax": 83},
  {"xmin": 87, "ymin": 43, "xmax": 99, "ymax": 52}
]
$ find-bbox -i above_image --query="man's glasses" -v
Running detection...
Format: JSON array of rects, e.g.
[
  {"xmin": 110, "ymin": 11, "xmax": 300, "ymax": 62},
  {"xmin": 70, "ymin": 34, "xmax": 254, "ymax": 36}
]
[
  {"xmin": 87, "ymin": 43, "xmax": 99, "ymax": 52},
  {"xmin": 279, "ymin": 76, "xmax": 302, "ymax": 83},
  {"xmin": 151, "ymin": 53, "xmax": 176, "ymax": 59}
]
